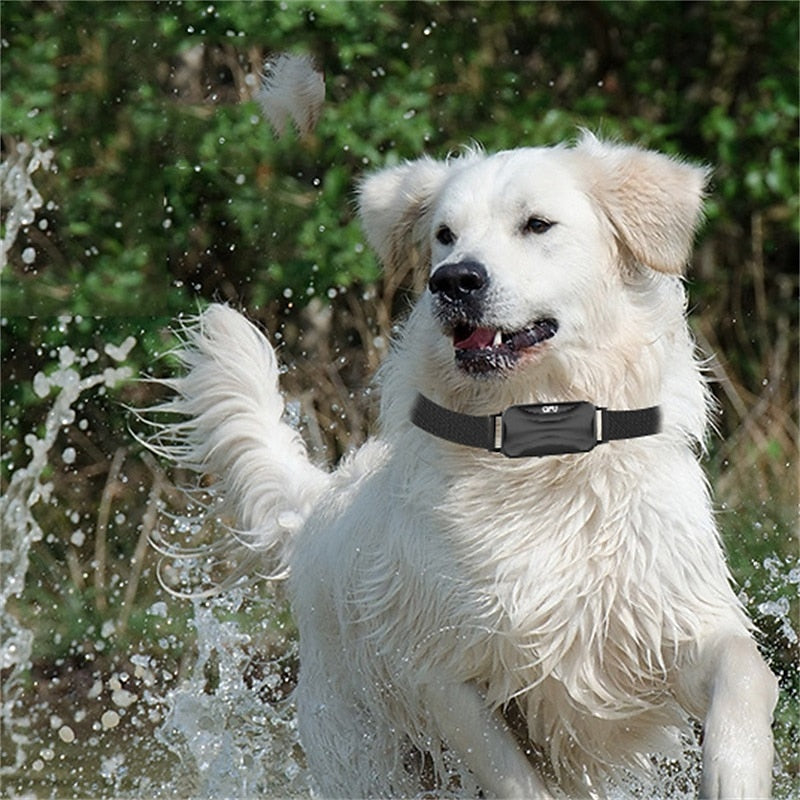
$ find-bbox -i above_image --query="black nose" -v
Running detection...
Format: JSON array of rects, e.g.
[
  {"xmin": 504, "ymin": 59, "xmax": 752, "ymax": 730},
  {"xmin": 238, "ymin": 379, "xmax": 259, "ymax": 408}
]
[{"xmin": 429, "ymin": 261, "xmax": 488, "ymax": 302}]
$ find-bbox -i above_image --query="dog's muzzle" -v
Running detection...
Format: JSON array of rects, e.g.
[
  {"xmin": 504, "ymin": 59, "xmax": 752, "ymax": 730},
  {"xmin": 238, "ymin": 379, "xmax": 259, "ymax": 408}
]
[{"xmin": 428, "ymin": 261, "xmax": 559, "ymax": 375}]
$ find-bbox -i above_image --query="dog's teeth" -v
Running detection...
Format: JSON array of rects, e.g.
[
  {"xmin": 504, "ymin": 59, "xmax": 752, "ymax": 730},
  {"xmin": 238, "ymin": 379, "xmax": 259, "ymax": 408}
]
[{"xmin": 493, "ymin": 330, "xmax": 503, "ymax": 347}]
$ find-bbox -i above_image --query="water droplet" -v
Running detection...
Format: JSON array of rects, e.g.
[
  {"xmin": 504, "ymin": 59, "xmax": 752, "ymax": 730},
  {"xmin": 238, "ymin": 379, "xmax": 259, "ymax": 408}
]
[
  {"xmin": 58, "ymin": 346, "xmax": 75, "ymax": 367},
  {"xmin": 104, "ymin": 336, "xmax": 136, "ymax": 362},
  {"xmin": 101, "ymin": 710, "xmax": 120, "ymax": 729},
  {"xmin": 58, "ymin": 725, "xmax": 75, "ymax": 743},
  {"xmin": 33, "ymin": 372, "xmax": 50, "ymax": 398},
  {"xmin": 112, "ymin": 688, "xmax": 137, "ymax": 708},
  {"xmin": 147, "ymin": 601, "xmax": 168, "ymax": 618}
]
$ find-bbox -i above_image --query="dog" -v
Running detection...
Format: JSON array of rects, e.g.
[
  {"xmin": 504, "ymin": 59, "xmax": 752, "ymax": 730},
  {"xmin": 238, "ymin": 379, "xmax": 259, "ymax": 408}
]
[{"xmin": 151, "ymin": 133, "xmax": 777, "ymax": 798}]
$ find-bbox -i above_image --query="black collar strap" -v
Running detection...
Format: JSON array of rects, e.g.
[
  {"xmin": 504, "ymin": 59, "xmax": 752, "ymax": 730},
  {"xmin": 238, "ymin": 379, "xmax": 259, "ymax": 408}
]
[{"xmin": 411, "ymin": 394, "xmax": 661, "ymax": 458}]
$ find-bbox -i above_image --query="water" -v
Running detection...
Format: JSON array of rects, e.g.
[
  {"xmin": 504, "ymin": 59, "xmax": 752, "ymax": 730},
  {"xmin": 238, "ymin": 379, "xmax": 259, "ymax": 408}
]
[
  {"xmin": 1, "ymin": 346, "xmax": 136, "ymax": 784},
  {"xmin": 0, "ymin": 136, "xmax": 796, "ymax": 800},
  {"xmin": 0, "ymin": 323, "xmax": 307, "ymax": 798},
  {"xmin": 0, "ymin": 141, "xmax": 54, "ymax": 271},
  {"xmin": 1, "ymin": 324, "xmax": 797, "ymax": 800}
]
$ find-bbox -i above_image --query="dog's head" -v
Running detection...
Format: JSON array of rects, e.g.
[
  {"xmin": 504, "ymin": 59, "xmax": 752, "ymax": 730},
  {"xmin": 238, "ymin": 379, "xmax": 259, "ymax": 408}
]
[{"xmin": 359, "ymin": 134, "xmax": 709, "ymax": 391}]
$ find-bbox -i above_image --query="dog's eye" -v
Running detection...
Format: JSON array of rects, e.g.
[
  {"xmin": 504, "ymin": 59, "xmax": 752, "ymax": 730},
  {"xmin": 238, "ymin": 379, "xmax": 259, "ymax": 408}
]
[
  {"xmin": 435, "ymin": 225, "xmax": 456, "ymax": 246},
  {"xmin": 523, "ymin": 217, "xmax": 553, "ymax": 235}
]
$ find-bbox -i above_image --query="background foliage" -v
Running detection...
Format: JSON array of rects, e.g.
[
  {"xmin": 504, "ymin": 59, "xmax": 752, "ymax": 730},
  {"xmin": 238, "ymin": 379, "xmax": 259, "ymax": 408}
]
[{"xmin": 2, "ymin": 0, "xmax": 798, "ymax": 791}]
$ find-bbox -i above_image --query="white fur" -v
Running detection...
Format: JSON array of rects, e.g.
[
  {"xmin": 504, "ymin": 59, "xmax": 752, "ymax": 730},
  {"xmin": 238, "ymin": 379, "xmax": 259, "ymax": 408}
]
[
  {"xmin": 152, "ymin": 135, "xmax": 777, "ymax": 798},
  {"xmin": 142, "ymin": 305, "xmax": 329, "ymax": 578}
]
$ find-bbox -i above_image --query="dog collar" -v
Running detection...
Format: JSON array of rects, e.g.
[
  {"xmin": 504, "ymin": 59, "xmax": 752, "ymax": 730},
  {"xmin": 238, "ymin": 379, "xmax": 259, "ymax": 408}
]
[{"xmin": 411, "ymin": 393, "xmax": 661, "ymax": 458}]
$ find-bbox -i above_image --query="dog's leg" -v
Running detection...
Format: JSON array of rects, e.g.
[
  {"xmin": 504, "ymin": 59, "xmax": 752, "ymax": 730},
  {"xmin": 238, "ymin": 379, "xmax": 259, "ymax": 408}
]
[
  {"xmin": 681, "ymin": 634, "xmax": 778, "ymax": 799},
  {"xmin": 295, "ymin": 668, "xmax": 379, "ymax": 797},
  {"xmin": 421, "ymin": 681, "xmax": 553, "ymax": 799}
]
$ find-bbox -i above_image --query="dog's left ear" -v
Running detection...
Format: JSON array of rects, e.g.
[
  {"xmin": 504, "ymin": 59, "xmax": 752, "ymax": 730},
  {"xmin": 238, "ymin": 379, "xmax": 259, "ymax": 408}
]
[
  {"xmin": 357, "ymin": 157, "xmax": 450, "ymax": 281},
  {"xmin": 576, "ymin": 134, "xmax": 711, "ymax": 274}
]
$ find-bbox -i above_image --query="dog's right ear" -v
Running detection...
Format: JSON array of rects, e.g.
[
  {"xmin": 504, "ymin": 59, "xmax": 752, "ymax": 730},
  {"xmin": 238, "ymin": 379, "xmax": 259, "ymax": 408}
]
[{"xmin": 357, "ymin": 157, "xmax": 450, "ymax": 281}]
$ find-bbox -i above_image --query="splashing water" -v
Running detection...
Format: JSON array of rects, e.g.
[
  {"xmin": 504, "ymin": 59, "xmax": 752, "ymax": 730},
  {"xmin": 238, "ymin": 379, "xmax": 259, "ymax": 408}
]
[
  {"xmin": 0, "ymin": 324, "xmax": 309, "ymax": 798},
  {"xmin": 1, "ymin": 324, "xmax": 797, "ymax": 799},
  {"xmin": 1, "ymin": 344, "xmax": 133, "ymax": 774},
  {"xmin": 153, "ymin": 591, "xmax": 307, "ymax": 798},
  {"xmin": 0, "ymin": 140, "xmax": 55, "ymax": 270}
]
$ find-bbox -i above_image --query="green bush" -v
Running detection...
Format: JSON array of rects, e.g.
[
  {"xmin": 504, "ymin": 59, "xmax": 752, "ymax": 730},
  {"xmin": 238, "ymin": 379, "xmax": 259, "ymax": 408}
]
[
  {"xmin": 2, "ymin": 1, "xmax": 796, "ymax": 318},
  {"xmin": 1, "ymin": 1, "xmax": 797, "ymax": 789}
]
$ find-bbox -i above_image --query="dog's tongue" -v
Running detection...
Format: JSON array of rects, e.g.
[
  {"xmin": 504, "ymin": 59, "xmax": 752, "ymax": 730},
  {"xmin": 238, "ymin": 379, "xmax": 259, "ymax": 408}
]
[{"xmin": 454, "ymin": 327, "xmax": 496, "ymax": 350}]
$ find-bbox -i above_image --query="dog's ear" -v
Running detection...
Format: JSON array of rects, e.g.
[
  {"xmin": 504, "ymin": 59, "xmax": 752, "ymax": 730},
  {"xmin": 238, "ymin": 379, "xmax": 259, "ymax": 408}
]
[
  {"xmin": 576, "ymin": 134, "xmax": 710, "ymax": 274},
  {"xmin": 357, "ymin": 157, "xmax": 450, "ymax": 281}
]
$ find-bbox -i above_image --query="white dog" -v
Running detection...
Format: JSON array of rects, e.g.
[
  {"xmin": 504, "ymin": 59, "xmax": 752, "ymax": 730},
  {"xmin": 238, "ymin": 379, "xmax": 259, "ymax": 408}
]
[{"xmin": 153, "ymin": 134, "xmax": 777, "ymax": 798}]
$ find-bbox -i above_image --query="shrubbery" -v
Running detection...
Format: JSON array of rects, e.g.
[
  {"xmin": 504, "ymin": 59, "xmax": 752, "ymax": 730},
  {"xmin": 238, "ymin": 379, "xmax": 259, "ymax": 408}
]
[{"xmin": 1, "ymin": 1, "xmax": 797, "ymax": 786}]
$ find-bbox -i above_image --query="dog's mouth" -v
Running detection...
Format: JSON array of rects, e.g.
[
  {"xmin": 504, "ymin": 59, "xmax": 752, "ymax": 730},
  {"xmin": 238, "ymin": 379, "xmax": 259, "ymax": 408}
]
[{"xmin": 450, "ymin": 318, "xmax": 559, "ymax": 375}]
